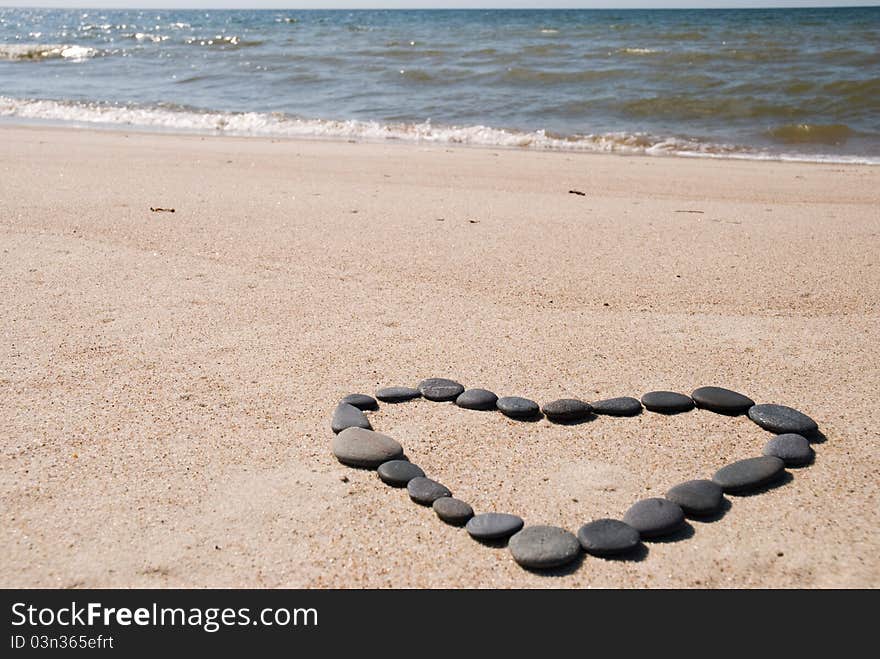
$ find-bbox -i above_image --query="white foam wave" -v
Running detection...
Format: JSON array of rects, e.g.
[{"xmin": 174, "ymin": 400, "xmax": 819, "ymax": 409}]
[
  {"xmin": 619, "ymin": 47, "xmax": 661, "ymax": 55},
  {"xmin": 0, "ymin": 43, "xmax": 97, "ymax": 61},
  {"xmin": 0, "ymin": 96, "xmax": 876, "ymax": 165}
]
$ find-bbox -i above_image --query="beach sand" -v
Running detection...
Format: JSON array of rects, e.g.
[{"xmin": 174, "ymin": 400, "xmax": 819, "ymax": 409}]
[{"xmin": 1, "ymin": 125, "xmax": 878, "ymax": 588}]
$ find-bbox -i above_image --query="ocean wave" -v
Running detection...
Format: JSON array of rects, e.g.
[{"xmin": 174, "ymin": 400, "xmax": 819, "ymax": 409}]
[
  {"xmin": 0, "ymin": 96, "xmax": 877, "ymax": 165},
  {"xmin": 618, "ymin": 47, "xmax": 661, "ymax": 56},
  {"xmin": 0, "ymin": 43, "xmax": 97, "ymax": 61},
  {"xmin": 766, "ymin": 123, "xmax": 855, "ymax": 145}
]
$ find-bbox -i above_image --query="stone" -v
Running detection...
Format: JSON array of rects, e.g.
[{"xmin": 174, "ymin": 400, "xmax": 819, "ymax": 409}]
[
  {"xmin": 509, "ymin": 526, "xmax": 581, "ymax": 569},
  {"xmin": 665, "ymin": 479, "xmax": 724, "ymax": 516},
  {"xmin": 691, "ymin": 386, "xmax": 755, "ymax": 415},
  {"xmin": 577, "ymin": 519, "xmax": 641, "ymax": 556},
  {"xmin": 332, "ymin": 427, "xmax": 403, "ymax": 469},
  {"xmin": 466, "ymin": 512, "xmax": 524, "ymax": 541},
  {"xmin": 407, "ymin": 477, "xmax": 452, "ymax": 505},
  {"xmin": 340, "ymin": 393, "xmax": 378, "ymax": 411},
  {"xmin": 418, "ymin": 378, "xmax": 465, "ymax": 402},
  {"xmin": 763, "ymin": 433, "xmax": 815, "ymax": 467},
  {"xmin": 496, "ymin": 396, "xmax": 541, "ymax": 419},
  {"xmin": 375, "ymin": 386, "xmax": 421, "ymax": 403},
  {"xmin": 748, "ymin": 404, "xmax": 818, "ymax": 435},
  {"xmin": 432, "ymin": 497, "xmax": 474, "ymax": 526},
  {"xmin": 377, "ymin": 460, "xmax": 425, "ymax": 487},
  {"xmin": 455, "ymin": 388, "xmax": 498, "ymax": 410},
  {"xmin": 713, "ymin": 456, "xmax": 785, "ymax": 493},
  {"xmin": 331, "ymin": 402, "xmax": 372, "ymax": 434},
  {"xmin": 623, "ymin": 498, "xmax": 686, "ymax": 538},
  {"xmin": 641, "ymin": 391, "xmax": 695, "ymax": 414},
  {"xmin": 541, "ymin": 398, "xmax": 592, "ymax": 423},
  {"xmin": 590, "ymin": 396, "xmax": 643, "ymax": 416}
]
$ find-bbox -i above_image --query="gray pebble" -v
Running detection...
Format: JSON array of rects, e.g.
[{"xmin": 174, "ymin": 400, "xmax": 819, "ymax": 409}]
[
  {"xmin": 377, "ymin": 460, "xmax": 425, "ymax": 487},
  {"xmin": 763, "ymin": 433, "xmax": 815, "ymax": 467},
  {"xmin": 466, "ymin": 512, "xmax": 524, "ymax": 541},
  {"xmin": 541, "ymin": 398, "xmax": 592, "ymax": 422},
  {"xmin": 748, "ymin": 404, "xmax": 818, "ymax": 435},
  {"xmin": 691, "ymin": 386, "xmax": 754, "ymax": 415},
  {"xmin": 455, "ymin": 388, "xmax": 498, "ymax": 410},
  {"xmin": 666, "ymin": 479, "xmax": 724, "ymax": 516},
  {"xmin": 332, "ymin": 427, "xmax": 403, "ymax": 469},
  {"xmin": 375, "ymin": 386, "xmax": 421, "ymax": 403},
  {"xmin": 713, "ymin": 456, "xmax": 785, "ymax": 493},
  {"xmin": 496, "ymin": 396, "xmax": 541, "ymax": 419},
  {"xmin": 418, "ymin": 378, "xmax": 465, "ymax": 402},
  {"xmin": 623, "ymin": 498, "xmax": 686, "ymax": 538},
  {"xmin": 577, "ymin": 519, "xmax": 641, "ymax": 556},
  {"xmin": 407, "ymin": 476, "xmax": 452, "ymax": 505},
  {"xmin": 340, "ymin": 393, "xmax": 379, "ymax": 411},
  {"xmin": 641, "ymin": 391, "xmax": 695, "ymax": 414},
  {"xmin": 331, "ymin": 402, "xmax": 372, "ymax": 434},
  {"xmin": 590, "ymin": 396, "xmax": 643, "ymax": 416},
  {"xmin": 509, "ymin": 526, "xmax": 581, "ymax": 569},
  {"xmin": 432, "ymin": 497, "xmax": 474, "ymax": 525}
]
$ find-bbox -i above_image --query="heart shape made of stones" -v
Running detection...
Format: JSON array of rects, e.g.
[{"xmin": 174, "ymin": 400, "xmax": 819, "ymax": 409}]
[{"xmin": 331, "ymin": 379, "xmax": 820, "ymax": 572}]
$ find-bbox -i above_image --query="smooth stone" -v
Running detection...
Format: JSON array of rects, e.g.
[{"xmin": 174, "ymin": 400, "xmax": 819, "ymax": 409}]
[
  {"xmin": 332, "ymin": 427, "xmax": 403, "ymax": 469},
  {"xmin": 377, "ymin": 460, "xmax": 425, "ymax": 487},
  {"xmin": 455, "ymin": 388, "xmax": 499, "ymax": 410},
  {"xmin": 496, "ymin": 396, "xmax": 541, "ymax": 419},
  {"xmin": 331, "ymin": 402, "xmax": 372, "ymax": 434},
  {"xmin": 590, "ymin": 396, "xmax": 643, "ymax": 416},
  {"xmin": 509, "ymin": 526, "xmax": 581, "ymax": 569},
  {"xmin": 432, "ymin": 497, "xmax": 474, "ymax": 526},
  {"xmin": 748, "ymin": 404, "xmax": 818, "ymax": 435},
  {"xmin": 375, "ymin": 386, "xmax": 421, "ymax": 403},
  {"xmin": 665, "ymin": 479, "xmax": 724, "ymax": 516},
  {"xmin": 691, "ymin": 386, "xmax": 755, "ymax": 415},
  {"xmin": 340, "ymin": 393, "xmax": 378, "ymax": 411},
  {"xmin": 466, "ymin": 512, "xmax": 524, "ymax": 541},
  {"xmin": 713, "ymin": 456, "xmax": 785, "ymax": 493},
  {"xmin": 541, "ymin": 398, "xmax": 592, "ymax": 422},
  {"xmin": 623, "ymin": 498, "xmax": 686, "ymax": 538},
  {"xmin": 577, "ymin": 519, "xmax": 641, "ymax": 556},
  {"xmin": 418, "ymin": 378, "xmax": 465, "ymax": 402},
  {"xmin": 641, "ymin": 391, "xmax": 695, "ymax": 414},
  {"xmin": 763, "ymin": 433, "xmax": 815, "ymax": 467},
  {"xmin": 407, "ymin": 477, "xmax": 452, "ymax": 506}
]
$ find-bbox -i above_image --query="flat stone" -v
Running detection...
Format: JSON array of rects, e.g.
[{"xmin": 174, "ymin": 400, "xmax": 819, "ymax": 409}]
[
  {"xmin": 623, "ymin": 498, "xmax": 686, "ymax": 538},
  {"xmin": 748, "ymin": 404, "xmax": 818, "ymax": 435},
  {"xmin": 466, "ymin": 512, "xmax": 524, "ymax": 541},
  {"xmin": 418, "ymin": 378, "xmax": 465, "ymax": 402},
  {"xmin": 432, "ymin": 497, "xmax": 474, "ymax": 526},
  {"xmin": 455, "ymin": 388, "xmax": 498, "ymax": 410},
  {"xmin": 763, "ymin": 433, "xmax": 815, "ymax": 467},
  {"xmin": 340, "ymin": 393, "xmax": 378, "ymax": 411},
  {"xmin": 377, "ymin": 460, "xmax": 425, "ymax": 487},
  {"xmin": 541, "ymin": 398, "xmax": 592, "ymax": 422},
  {"xmin": 375, "ymin": 386, "xmax": 421, "ymax": 403},
  {"xmin": 691, "ymin": 386, "xmax": 755, "ymax": 415},
  {"xmin": 332, "ymin": 427, "xmax": 403, "ymax": 469},
  {"xmin": 666, "ymin": 479, "xmax": 724, "ymax": 516},
  {"xmin": 509, "ymin": 526, "xmax": 581, "ymax": 569},
  {"xmin": 496, "ymin": 396, "xmax": 541, "ymax": 419},
  {"xmin": 713, "ymin": 456, "xmax": 785, "ymax": 493},
  {"xmin": 331, "ymin": 402, "xmax": 372, "ymax": 434},
  {"xmin": 641, "ymin": 391, "xmax": 695, "ymax": 414},
  {"xmin": 407, "ymin": 477, "xmax": 451, "ymax": 505},
  {"xmin": 590, "ymin": 396, "xmax": 643, "ymax": 416},
  {"xmin": 577, "ymin": 519, "xmax": 641, "ymax": 556}
]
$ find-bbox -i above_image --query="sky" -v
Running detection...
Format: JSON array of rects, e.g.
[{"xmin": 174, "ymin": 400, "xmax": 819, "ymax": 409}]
[{"xmin": 0, "ymin": 1, "xmax": 876, "ymax": 8}]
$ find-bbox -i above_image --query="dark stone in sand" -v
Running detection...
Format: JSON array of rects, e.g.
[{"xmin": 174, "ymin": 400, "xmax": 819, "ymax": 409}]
[
  {"xmin": 331, "ymin": 402, "xmax": 372, "ymax": 434},
  {"xmin": 577, "ymin": 519, "xmax": 641, "ymax": 556},
  {"xmin": 455, "ymin": 388, "xmax": 498, "ymax": 410},
  {"xmin": 377, "ymin": 460, "xmax": 425, "ymax": 487},
  {"xmin": 332, "ymin": 427, "xmax": 403, "ymax": 469},
  {"xmin": 466, "ymin": 513, "xmax": 524, "ymax": 541},
  {"xmin": 340, "ymin": 393, "xmax": 378, "ymax": 411},
  {"xmin": 623, "ymin": 498, "xmax": 686, "ymax": 538},
  {"xmin": 433, "ymin": 497, "xmax": 474, "ymax": 526},
  {"xmin": 641, "ymin": 391, "xmax": 695, "ymax": 414},
  {"xmin": 509, "ymin": 526, "xmax": 581, "ymax": 569},
  {"xmin": 691, "ymin": 386, "xmax": 755, "ymax": 415},
  {"xmin": 666, "ymin": 479, "xmax": 724, "ymax": 516},
  {"xmin": 713, "ymin": 456, "xmax": 785, "ymax": 493},
  {"xmin": 407, "ymin": 477, "xmax": 452, "ymax": 506},
  {"xmin": 418, "ymin": 378, "xmax": 465, "ymax": 402},
  {"xmin": 763, "ymin": 433, "xmax": 815, "ymax": 467},
  {"xmin": 748, "ymin": 404, "xmax": 818, "ymax": 435},
  {"xmin": 590, "ymin": 396, "xmax": 643, "ymax": 417},
  {"xmin": 541, "ymin": 398, "xmax": 592, "ymax": 422},
  {"xmin": 375, "ymin": 386, "xmax": 421, "ymax": 403},
  {"xmin": 496, "ymin": 396, "xmax": 541, "ymax": 419}
]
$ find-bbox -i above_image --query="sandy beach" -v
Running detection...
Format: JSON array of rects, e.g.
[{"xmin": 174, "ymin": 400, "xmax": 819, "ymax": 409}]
[{"xmin": 1, "ymin": 124, "xmax": 878, "ymax": 588}]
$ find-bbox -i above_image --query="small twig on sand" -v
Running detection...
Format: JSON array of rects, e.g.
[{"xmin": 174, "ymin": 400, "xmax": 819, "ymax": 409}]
[
  {"xmin": 569, "ymin": 190, "xmax": 586, "ymax": 196},
  {"xmin": 674, "ymin": 209, "xmax": 704, "ymax": 214},
  {"xmin": 150, "ymin": 207, "xmax": 176, "ymax": 213}
]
